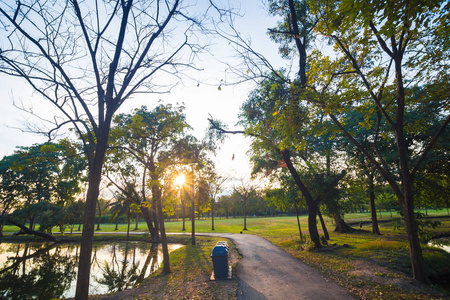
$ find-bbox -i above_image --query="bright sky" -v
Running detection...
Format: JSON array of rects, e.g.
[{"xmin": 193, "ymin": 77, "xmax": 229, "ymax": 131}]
[{"xmin": 0, "ymin": 1, "xmax": 285, "ymax": 182}]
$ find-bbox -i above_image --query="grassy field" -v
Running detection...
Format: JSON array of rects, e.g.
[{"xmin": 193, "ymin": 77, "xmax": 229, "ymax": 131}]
[{"xmin": 2, "ymin": 209, "xmax": 450, "ymax": 299}]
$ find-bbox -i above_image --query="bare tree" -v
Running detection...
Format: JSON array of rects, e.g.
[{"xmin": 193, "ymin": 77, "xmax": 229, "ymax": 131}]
[
  {"xmin": 202, "ymin": 166, "xmax": 227, "ymax": 230},
  {"xmin": 0, "ymin": 1, "xmax": 224, "ymax": 298},
  {"xmin": 233, "ymin": 177, "xmax": 259, "ymax": 231}
]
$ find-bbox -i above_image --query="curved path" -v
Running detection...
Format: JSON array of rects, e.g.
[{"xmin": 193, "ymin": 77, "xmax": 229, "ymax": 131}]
[{"xmin": 196, "ymin": 233, "xmax": 356, "ymax": 300}]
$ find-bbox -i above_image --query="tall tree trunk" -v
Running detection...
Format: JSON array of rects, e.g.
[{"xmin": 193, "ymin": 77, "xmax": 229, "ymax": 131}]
[
  {"xmin": 75, "ymin": 120, "xmax": 112, "ymax": 300},
  {"xmin": 155, "ymin": 187, "xmax": 170, "ymax": 273},
  {"xmin": 140, "ymin": 206, "xmax": 158, "ymax": 241},
  {"xmin": 394, "ymin": 48, "xmax": 428, "ymax": 283},
  {"xmin": 127, "ymin": 207, "xmax": 131, "ymax": 239},
  {"xmin": 318, "ymin": 209, "xmax": 330, "ymax": 239},
  {"xmin": 191, "ymin": 169, "xmax": 195, "ymax": 245},
  {"xmin": 368, "ymin": 173, "xmax": 380, "ymax": 235},
  {"xmin": 211, "ymin": 197, "xmax": 215, "ymax": 231},
  {"xmin": 307, "ymin": 202, "xmax": 321, "ymax": 248},
  {"xmin": 294, "ymin": 202, "xmax": 303, "ymax": 241},
  {"xmin": 134, "ymin": 213, "xmax": 139, "ymax": 230},
  {"xmin": 243, "ymin": 196, "xmax": 248, "ymax": 231},
  {"xmin": 75, "ymin": 161, "xmax": 104, "ymax": 300},
  {"xmin": 330, "ymin": 212, "xmax": 353, "ymax": 233},
  {"xmin": 152, "ymin": 197, "xmax": 159, "ymax": 236},
  {"xmin": 96, "ymin": 201, "xmax": 101, "ymax": 231},
  {"xmin": 28, "ymin": 215, "xmax": 35, "ymax": 232},
  {"xmin": 282, "ymin": 149, "xmax": 321, "ymax": 248},
  {"xmin": 401, "ymin": 181, "xmax": 429, "ymax": 283},
  {"xmin": 149, "ymin": 160, "xmax": 170, "ymax": 272},
  {"xmin": 182, "ymin": 199, "xmax": 186, "ymax": 231},
  {"xmin": 140, "ymin": 166, "xmax": 158, "ymax": 241}
]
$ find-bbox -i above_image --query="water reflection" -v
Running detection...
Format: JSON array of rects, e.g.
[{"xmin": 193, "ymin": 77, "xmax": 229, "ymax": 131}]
[
  {"xmin": 428, "ymin": 237, "xmax": 450, "ymax": 253},
  {"xmin": 0, "ymin": 242, "xmax": 77, "ymax": 300},
  {"xmin": 0, "ymin": 242, "xmax": 182, "ymax": 299}
]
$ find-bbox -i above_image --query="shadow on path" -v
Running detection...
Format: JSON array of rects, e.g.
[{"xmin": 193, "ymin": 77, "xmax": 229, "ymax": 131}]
[{"xmin": 193, "ymin": 233, "xmax": 357, "ymax": 300}]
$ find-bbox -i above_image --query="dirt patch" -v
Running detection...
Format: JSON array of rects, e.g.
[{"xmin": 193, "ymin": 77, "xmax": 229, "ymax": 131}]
[{"xmin": 349, "ymin": 259, "xmax": 425, "ymax": 292}]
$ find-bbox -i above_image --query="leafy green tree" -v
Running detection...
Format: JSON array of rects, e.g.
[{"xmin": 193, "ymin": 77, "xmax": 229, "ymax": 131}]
[
  {"xmin": 217, "ymin": 194, "xmax": 241, "ymax": 219},
  {"xmin": 265, "ymin": 177, "xmax": 306, "ymax": 240},
  {"xmin": 163, "ymin": 134, "xmax": 216, "ymax": 245},
  {"xmin": 234, "ymin": 73, "xmax": 349, "ymax": 245},
  {"xmin": 0, "ymin": 141, "xmax": 86, "ymax": 238},
  {"xmin": 65, "ymin": 201, "xmax": 85, "ymax": 234},
  {"xmin": 107, "ymin": 104, "xmax": 189, "ymax": 244},
  {"xmin": 307, "ymin": 0, "xmax": 450, "ymax": 281},
  {"xmin": 235, "ymin": 0, "xmax": 449, "ymax": 283}
]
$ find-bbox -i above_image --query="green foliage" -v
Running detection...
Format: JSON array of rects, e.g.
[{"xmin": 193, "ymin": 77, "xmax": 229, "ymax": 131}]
[
  {"xmin": 0, "ymin": 141, "xmax": 86, "ymax": 207},
  {"xmin": 0, "ymin": 141, "xmax": 86, "ymax": 234}
]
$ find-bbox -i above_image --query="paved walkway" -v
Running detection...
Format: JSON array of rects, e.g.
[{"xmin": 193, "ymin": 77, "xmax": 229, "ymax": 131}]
[
  {"xmin": 196, "ymin": 233, "xmax": 356, "ymax": 300},
  {"xmin": 65, "ymin": 231, "xmax": 356, "ymax": 299}
]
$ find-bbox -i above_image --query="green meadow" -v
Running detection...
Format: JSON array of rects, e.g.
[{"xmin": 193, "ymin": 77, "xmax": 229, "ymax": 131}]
[{"xmin": 3, "ymin": 210, "xmax": 450, "ymax": 299}]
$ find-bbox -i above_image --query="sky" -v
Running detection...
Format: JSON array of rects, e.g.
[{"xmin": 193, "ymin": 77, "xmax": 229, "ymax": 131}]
[{"xmin": 0, "ymin": 1, "xmax": 285, "ymax": 184}]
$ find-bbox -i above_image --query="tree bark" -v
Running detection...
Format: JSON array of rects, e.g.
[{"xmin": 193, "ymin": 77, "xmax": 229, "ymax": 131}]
[
  {"xmin": 243, "ymin": 196, "xmax": 248, "ymax": 231},
  {"xmin": 211, "ymin": 198, "xmax": 215, "ymax": 230},
  {"xmin": 307, "ymin": 201, "xmax": 321, "ymax": 248},
  {"xmin": 368, "ymin": 173, "xmax": 380, "ymax": 235},
  {"xmin": 182, "ymin": 199, "xmax": 186, "ymax": 231},
  {"xmin": 402, "ymin": 181, "xmax": 429, "ymax": 283},
  {"xmin": 282, "ymin": 149, "xmax": 321, "ymax": 248},
  {"xmin": 155, "ymin": 186, "xmax": 170, "ymax": 273},
  {"xmin": 96, "ymin": 201, "xmax": 101, "ymax": 231},
  {"xmin": 191, "ymin": 169, "xmax": 196, "ymax": 245},
  {"xmin": 294, "ymin": 202, "xmax": 303, "ymax": 241},
  {"xmin": 318, "ymin": 209, "xmax": 330, "ymax": 238},
  {"xmin": 331, "ymin": 212, "xmax": 354, "ymax": 233},
  {"xmin": 134, "ymin": 213, "xmax": 139, "ymax": 230},
  {"xmin": 75, "ymin": 124, "xmax": 110, "ymax": 300},
  {"xmin": 75, "ymin": 163, "xmax": 104, "ymax": 300},
  {"xmin": 152, "ymin": 197, "xmax": 160, "ymax": 237},
  {"xmin": 127, "ymin": 207, "xmax": 131, "ymax": 239},
  {"xmin": 140, "ymin": 206, "xmax": 158, "ymax": 242},
  {"xmin": 115, "ymin": 216, "xmax": 119, "ymax": 231}
]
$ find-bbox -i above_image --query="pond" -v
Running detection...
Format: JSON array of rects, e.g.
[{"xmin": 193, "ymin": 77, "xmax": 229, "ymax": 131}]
[
  {"xmin": 0, "ymin": 241, "xmax": 183, "ymax": 299},
  {"xmin": 428, "ymin": 237, "xmax": 450, "ymax": 253}
]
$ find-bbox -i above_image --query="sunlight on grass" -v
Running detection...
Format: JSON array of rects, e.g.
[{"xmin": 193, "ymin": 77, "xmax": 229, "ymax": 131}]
[
  {"xmin": 3, "ymin": 211, "xmax": 450, "ymax": 299},
  {"xmin": 356, "ymin": 240, "xmax": 406, "ymax": 251}
]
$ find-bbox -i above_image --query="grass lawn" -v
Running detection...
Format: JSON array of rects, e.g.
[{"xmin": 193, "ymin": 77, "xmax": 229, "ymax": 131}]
[{"xmin": 2, "ymin": 209, "xmax": 450, "ymax": 299}]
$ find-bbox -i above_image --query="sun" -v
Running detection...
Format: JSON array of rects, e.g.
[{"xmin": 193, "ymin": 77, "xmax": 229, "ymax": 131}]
[{"xmin": 174, "ymin": 174, "xmax": 185, "ymax": 188}]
